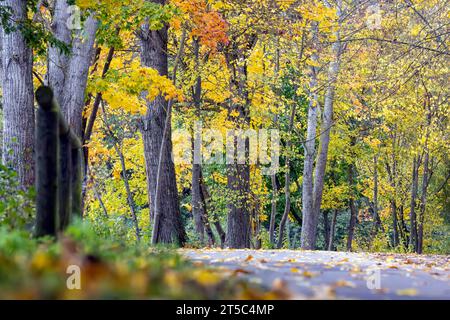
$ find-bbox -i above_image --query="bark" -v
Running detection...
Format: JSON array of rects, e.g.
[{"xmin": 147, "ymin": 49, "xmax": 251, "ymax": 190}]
[
  {"xmin": 226, "ymin": 157, "xmax": 251, "ymax": 248},
  {"xmin": 323, "ymin": 211, "xmax": 330, "ymax": 249},
  {"xmin": 191, "ymin": 39, "xmax": 206, "ymax": 244},
  {"xmin": 35, "ymin": 94, "xmax": 59, "ymax": 237},
  {"xmin": 200, "ymin": 176, "xmax": 224, "ymax": 247},
  {"xmin": 371, "ymin": 155, "xmax": 383, "ymax": 235},
  {"xmin": 399, "ymin": 205, "xmax": 408, "ymax": 248},
  {"xmin": 192, "ymin": 163, "xmax": 206, "ymax": 243},
  {"xmin": 277, "ymin": 103, "xmax": 297, "ymax": 249},
  {"xmin": 347, "ymin": 163, "xmax": 358, "ymax": 251},
  {"xmin": 304, "ymin": 0, "xmax": 343, "ymax": 249},
  {"xmin": 300, "ymin": 21, "xmax": 320, "ymax": 250},
  {"xmin": 269, "ymin": 45, "xmax": 281, "ymax": 245},
  {"xmin": 328, "ymin": 209, "xmax": 338, "ymax": 251},
  {"xmin": 116, "ymin": 145, "xmax": 141, "ymax": 242},
  {"xmin": 409, "ymin": 156, "xmax": 420, "ymax": 251},
  {"xmin": 269, "ymin": 174, "xmax": 278, "ymax": 245},
  {"xmin": 58, "ymin": 131, "xmax": 72, "ymax": 230},
  {"xmin": 138, "ymin": 5, "xmax": 185, "ymax": 245},
  {"xmin": 390, "ymin": 200, "xmax": 399, "ymax": 247},
  {"xmin": 224, "ymin": 43, "xmax": 254, "ymax": 249},
  {"xmin": 61, "ymin": 14, "xmax": 98, "ymax": 139},
  {"xmin": 386, "ymin": 148, "xmax": 399, "ymax": 247},
  {"xmin": 1, "ymin": 0, "xmax": 35, "ymax": 189},
  {"xmin": 48, "ymin": 0, "xmax": 71, "ymax": 106},
  {"xmin": 417, "ymin": 152, "xmax": 429, "ymax": 254}
]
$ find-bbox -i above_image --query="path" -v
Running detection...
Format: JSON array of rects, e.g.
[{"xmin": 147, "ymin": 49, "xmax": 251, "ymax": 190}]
[{"xmin": 181, "ymin": 249, "xmax": 450, "ymax": 300}]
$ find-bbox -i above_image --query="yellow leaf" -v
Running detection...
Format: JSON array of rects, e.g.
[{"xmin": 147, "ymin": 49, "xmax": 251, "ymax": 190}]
[{"xmin": 396, "ymin": 288, "xmax": 418, "ymax": 296}]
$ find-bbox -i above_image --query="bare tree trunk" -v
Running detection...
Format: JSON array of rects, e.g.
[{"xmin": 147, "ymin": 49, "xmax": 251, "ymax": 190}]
[
  {"xmin": 192, "ymin": 163, "xmax": 206, "ymax": 243},
  {"xmin": 386, "ymin": 149, "xmax": 399, "ymax": 247},
  {"xmin": 328, "ymin": 209, "xmax": 338, "ymax": 251},
  {"xmin": 409, "ymin": 156, "xmax": 420, "ymax": 251},
  {"xmin": 61, "ymin": 14, "xmax": 98, "ymax": 139},
  {"xmin": 310, "ymin": 1, "xmax": 343, "ymax": 244},
  {"xmin": 323, "ymin": 211, "xmax": 330, "ymax": 249},
  {"xmin": 138, "ymin": 5, "xmax": 185, "ymax": 245},
  {"xmin": 372, "ymin": 155, "xmax": 383, "ymax": 236},
  {"xmin": 399, "ymin": 205, "xmax": 408, "ymax": 248},
  {"xmin": 269, "ymin": 174, "xmax": 278, "ymax": 245},
  {"xmin": 347, "ymin": 163, "xmax": 358, "ymax": 251},
  {"xmin": 417, "ymin": 152, "xmax": 429, "ymax": 254},
  {"xmin": 300, "ymin": 21, "xmax": 320, "ymax": 250},
  {"xmin": 200, "ymin": 176, "xmax": 224, "ymax": 247},
  {"xmin": 226, "ymin": 157, "xmax": 251, "ymax": 248},
  {"xmin": 224, "ymin": 47, "xmax": 253, "ymax": 248},
  {"xmin": 269, "ymin": 45, "xmax": 281, "ymax": 245},
  {"xmin": 1, "ymin": 0, "xmax": 35, "ymax": 189},
  {"xmin": 47, "ymin": 0, "xmax": 71, "ymax": 106},
  {"xmin": 390, "ymin": 200, "xmax": 399, "ymax": 247},
  {"xmin": 277, "ymin": 103, "xmax": 297, "ymax": 249},
  {"xmin": 191, "ymin": 39, "xmax": 206, "ymax": 244}
]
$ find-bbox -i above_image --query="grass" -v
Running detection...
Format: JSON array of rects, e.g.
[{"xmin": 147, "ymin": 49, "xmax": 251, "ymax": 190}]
[{"xmin": 0, "ymin": 222, "xmax": 282, "ymax": 299}]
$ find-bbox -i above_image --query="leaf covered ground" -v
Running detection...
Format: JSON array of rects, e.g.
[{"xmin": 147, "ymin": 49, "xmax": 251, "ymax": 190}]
[{"xmin": 182, "ymin": 249, "xmax": 450, "ymax": 300}]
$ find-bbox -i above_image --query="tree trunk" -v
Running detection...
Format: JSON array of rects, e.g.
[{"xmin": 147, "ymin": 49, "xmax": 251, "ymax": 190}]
[
  {"xmin": 323, "ymin": 211, "xmax": 330, "ymax": 249},
  {"xmin": 1, "ymin": 0, "xmax": 35, "ymax": 189},
  {"xmin": 310, "ymin": 2, "xmax": 342, "ymax": 242},
  {"xmin": 138, "ymin": 4, "xmax": 185, "ymax": 245},
  {"xmin": 226, "ymin": 158, "xmax": 251, "ymax": 248},
  {"xmin": 200, "ymin": 176, "xmax": 224, "ymax": 247},
  {"xmin": 48, "ymin": 0, "xmax": 71, "ymax": 106},
  {"xmin": 269, "ymin": 174, "xmax": 278, "ymax": 245},
  {"xmin": 300, "ymin": 21, "xmax": 320, "ymax": 250},
  {"xmin": 386, "ymin": 151, "xmax": 399, "ymax": 247},
  {"xmin": 302, "ymin": 1, "xmax": 342, "ymax": 249},
  {"xmin": 347, "ymin": 163, "xmax": 358, "ymax": 251},
  {"xmin": 191, "ymin": 38, "xmax": 206, "ymax": 244},
  {"xmin": 409, "ymin": 156, "xmax": 420, "ymax": 251},
  {"xmin": 372, "ymin": 155, "xmax": 383, "ymax": 235},
  {"xmin": 417, "ymin": 152, "xmax": 429, "ymax": 254},
  {"xmin": 390, "ymin": 200, "xmax": 399, "ymax": 247},
  {"xmin": 328, "ymin": 209, "xmax": 338, "ymax": 251},
  {"xmin": 224, "ymin": 45, "xmax": 253, "ymax": 248},
  {"xmin": 277, "ymin": 103, "xmax": 297, "ymax": 249},
  {"xmin": 61, "ymin": 14, "xmax": 98, "ymax": 139},
  {"xmin": 269, "ymin": 45, "xmax": 280, "ymax": 246},
  {"xmin": 399, "ymin": 205, "xmax": 408, "ymax": 248}
]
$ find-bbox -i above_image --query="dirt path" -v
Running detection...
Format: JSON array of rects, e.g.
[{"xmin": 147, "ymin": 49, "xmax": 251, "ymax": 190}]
[{"xmin": 181, "ymin": 249, "xmax": 450, "ymax": 299}]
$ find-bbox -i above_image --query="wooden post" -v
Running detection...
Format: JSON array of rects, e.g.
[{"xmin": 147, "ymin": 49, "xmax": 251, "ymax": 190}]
[
  {"xmin": 71, "ymin": 146, "xmax": 82, "ymax": 218},
  {"xmin": 35, "ymin": 87, "xmax": 59, "ymax": 237},
  {"xmin": 59, "ymin": 132, "xmax": 72, "ymax": 230},
  {"xmin": 34, "ymin": 86, "xmax": 83, "ymax": 236}
]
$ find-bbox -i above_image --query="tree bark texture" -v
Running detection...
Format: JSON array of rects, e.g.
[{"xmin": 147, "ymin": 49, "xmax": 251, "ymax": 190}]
[
  {"xmin": 1, "ymin": 0, "xmax": 35, "ymax": 189},
  {"xmin": 138, "ymin": 1, "xmax": 185, "ymax": 245}
]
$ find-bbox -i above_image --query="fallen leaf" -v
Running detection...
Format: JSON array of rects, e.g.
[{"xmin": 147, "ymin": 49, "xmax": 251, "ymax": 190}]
[
  {"xmin": 334, "ymin": 280, "xmax": 356, "ymax": 288},
  {"xmin": 233, "ymin": 268, "xmax": 253, "ymax": 275},
  {"xmin": 244, "ymin": 255, "xmax": 254, "ymax": 262},
  {"xmin": 396, "ymin": 288, "xmax": 418, "ymax": 296}
]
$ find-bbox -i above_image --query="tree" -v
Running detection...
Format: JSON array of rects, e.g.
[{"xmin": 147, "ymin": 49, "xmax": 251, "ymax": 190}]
[
  {"xmin": 0, "ymin": 0, "xmax": 35, "ymax": 189},
  {"xmin": 138, "ymin": 0, "xmax": 186, "ymax": 245}
]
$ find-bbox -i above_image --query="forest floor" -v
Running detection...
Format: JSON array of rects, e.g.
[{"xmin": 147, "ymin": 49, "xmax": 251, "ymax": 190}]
[{"xmin": 181, "ymin": 249, "xmax": 450, "ymax": 300}]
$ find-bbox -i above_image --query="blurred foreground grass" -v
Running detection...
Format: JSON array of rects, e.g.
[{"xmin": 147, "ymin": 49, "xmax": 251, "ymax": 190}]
[{"xmin": 0, "ymin": 222, "xmax": 283, "ymax": 300}]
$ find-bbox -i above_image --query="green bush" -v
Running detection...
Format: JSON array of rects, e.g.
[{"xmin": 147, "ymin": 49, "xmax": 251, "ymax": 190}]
[{"xmin": 0, "ymin": 165, "xmax": 35, "ymax": 230}]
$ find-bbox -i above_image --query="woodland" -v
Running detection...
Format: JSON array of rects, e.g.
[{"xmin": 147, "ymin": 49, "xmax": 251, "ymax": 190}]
[{"xmin": 0, "ymin": 0, "xmax": 448, "ymax": 299}]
